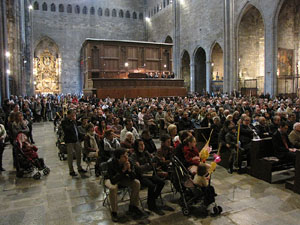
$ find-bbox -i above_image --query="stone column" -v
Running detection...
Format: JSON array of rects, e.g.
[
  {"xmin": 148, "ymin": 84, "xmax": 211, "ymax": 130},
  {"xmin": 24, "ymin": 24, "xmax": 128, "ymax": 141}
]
[
  {"xmin": 206, "ymin": 61, "xmax": 212, "ymax": 94},
  {"xmin": 190, "ymin": 61, "xmax": 195, "ymax": 92},
  {"xmin": 173, "ymin": 0, "xmax": 180, "ymax": 78},
  {"xmin": 224, "ymin": 0, "xmax": 235, "ymax": 94},
  {"xmin": 264, "ymin": 20, "xmax": 276, "ymax": 97},
  {"xmin": 0, "ymin": 0, "xmax": 10, "ymax": 101}
]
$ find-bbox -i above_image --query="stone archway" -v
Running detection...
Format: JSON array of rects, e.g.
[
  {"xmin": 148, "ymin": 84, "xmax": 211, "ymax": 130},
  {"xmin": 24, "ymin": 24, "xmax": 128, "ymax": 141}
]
[
  {"xmin": 277, "ymin": 0, "xmax": 300, "ymax": 95},
  {"xmin": 194, "ymin": 47, "xmax": 206, "ymax": 94},
  {"xmin": 211, "ymin": 43, "xmax": 224, "ymax": 92},
  {"xmin": 238, "ymin": 6, "xmax": 265, "ymax": 95},
  {"xmin": 181, "ymin": 50, "xmax": 190, "ymax": 91},
  {"xmin": 34, "ymin": 37, "xmax": 61, "ymax": 94}
]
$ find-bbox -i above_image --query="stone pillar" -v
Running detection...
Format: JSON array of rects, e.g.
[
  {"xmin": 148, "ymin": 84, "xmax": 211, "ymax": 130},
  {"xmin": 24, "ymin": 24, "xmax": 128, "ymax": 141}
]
[
  {"xmin": 190, "ymin": 62, "xmax": 195, "ymax": 92},
  {"xmin": 264, "ymin": 20, "xmax": 276, "ymax": 97},
  {"xmin": 206, "ymin": 61, "xmax": 211, "ymax": 94},
  {"xmin": 0, "ymin": 0, "xmax": 10, "ymax": 101},
  {"xmin": 224, "ymin": 0, "xmax": 235, "ymax": 94},
  {"xmin": 173, "ymin": 0, "xmax": 180, "ymax": 78}
]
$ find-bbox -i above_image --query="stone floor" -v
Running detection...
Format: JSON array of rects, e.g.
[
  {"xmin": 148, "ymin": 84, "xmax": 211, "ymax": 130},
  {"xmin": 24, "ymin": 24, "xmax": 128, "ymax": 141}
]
[{"xmin": 0, "ymin": 122, "xmax": 300, "ymax": 225}]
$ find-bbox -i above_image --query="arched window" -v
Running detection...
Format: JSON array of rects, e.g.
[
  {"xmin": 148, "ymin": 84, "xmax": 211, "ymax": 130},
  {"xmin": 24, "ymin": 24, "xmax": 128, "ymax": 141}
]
[
  {"xmin": 82, "ymin": 6, "xmax": 87, "ymax": 14},
  {"xmin": 50, "ymin": 3, "xmax": 56, "ymax": 12},
  {"xmin": 33, "ymin": 1, "xmax": 39, "ymax": 10},
  {"xmin": 67, "ymin": 4, "xmax": 72, "ymax": 13},
  {"xmin": 59, "ymin": 4, "xmax": 64, "ymax": 12},
  {"xmin": 90, "ymin": 7, "xmax": 95, "ymax": 15},
  {"xmin": 151, "ymin": 10, "xmax": 153, "ymax": 16},
  {"xmin": 112, "ymin": 9, "xmax": 117, "ymax": 17},
  {"xmin": 105, "ymin": 8, "xmax": 109, "ymax": 17},
  {"xmin": 163, "ymin": 0, "xmax": 166, "ymax": 8},
  {"xmin": 157, "ymin": 5, "xmax": 159, "ymax": 12},
  {"xmin": 132, "ymin": 12, "xmax": 137, "ymax": 19},
  {"xmin": 75, "ymin": 5, "xmax": 80, "ymax": 14},
  {"xmin": 125, "ymin": 10, "xmax": 130, "ymax": 18},
  {"xmin": 139, "ymin": 13, "xmax": 143, "ymax": 20},
  {"xmin": 42, "ymin": 2, "xmax": 47, "ymax": 11},
  {"xmin": 154, "ymin": 7, "xmax": 156, "ymax": 15},
  {"xmin": 119, "ymin": 10, "xmax": 124, "ymax": 18},
  {"xmin": 98, "ymin": 8, "xmax": 102, "ymax": 16},
  {"xmin": 167, "ymin": 0, "xmax": 170, "ymax": 5}
]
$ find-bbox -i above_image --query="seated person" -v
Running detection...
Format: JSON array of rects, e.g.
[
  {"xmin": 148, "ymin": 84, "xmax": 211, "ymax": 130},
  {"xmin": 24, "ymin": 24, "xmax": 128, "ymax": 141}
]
[
  {"xmin": 141, "ymin": 130, "xmax": 157, "ymax": 154},
  {"xmin": 255, "ymin": 116, "xmax": 271, "ymax": 138},
  {"xmin": 84, "ymin": 123, "xmax": 100, "ymax": 158},
  {"xmin": 273, "ymin": 121, "xmax": 296, "ymax": 165},
  {"xmin": 183, "ymin": 135, "xmax": 201, "ymax": 174},
  {"xmin": 105, "ymin": 149, "xmax": 144, "ymax": 222},
  {"xmin": 143, "ymin": 109, "xmax": 158, "ymax": 138},
  {"xmin": 178, "ymin": 111, "xmax": 193, "ymax": 132},
  {"xmin": 121, "ymin": 132, "xmax": 135, "ymax": 154},
  {"xmin": 174, "ymin": 130, "xmax": 193, "ymax": 167},
  {"xmin": 193, "ymin": 164, "xmax": 220, "ymax": 215},
  {"xmin": 103, "ymin": 129, "xmax": 121, "ymax": 158},
  {"xmin": 154, "ymin": 134, "xmax": 174, "ymax": 174},
  {"xmin": 289, "ymin": 122, "xmax": 300, "ymax": 149},
  {"xmin": 131, "ymin": 139, "xmax": 165, "ymax": 215},
  {"xmin": 167, "ymin": 124, "xmax": 180, "ymax": 148}
]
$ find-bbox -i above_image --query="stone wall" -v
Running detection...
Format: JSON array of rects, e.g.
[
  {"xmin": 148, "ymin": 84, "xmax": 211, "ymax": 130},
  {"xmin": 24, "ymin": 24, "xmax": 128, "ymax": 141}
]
[{"xmin": 32, "ymin": 0, "xmax": 145, "ymax": 94}]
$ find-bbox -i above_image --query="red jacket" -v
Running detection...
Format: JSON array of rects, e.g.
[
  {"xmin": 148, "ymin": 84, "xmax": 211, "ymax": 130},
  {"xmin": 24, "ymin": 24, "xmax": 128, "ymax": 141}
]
[{"xmin": 183, "ymin": 145, "xmax": 199, "ymax": 166}]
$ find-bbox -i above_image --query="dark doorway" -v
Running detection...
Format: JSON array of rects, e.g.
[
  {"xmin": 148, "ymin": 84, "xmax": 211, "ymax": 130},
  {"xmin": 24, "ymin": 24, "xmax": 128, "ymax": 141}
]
[{"xmin": 194, "ymin": 47, "xmax": 206, "ymax": 94}]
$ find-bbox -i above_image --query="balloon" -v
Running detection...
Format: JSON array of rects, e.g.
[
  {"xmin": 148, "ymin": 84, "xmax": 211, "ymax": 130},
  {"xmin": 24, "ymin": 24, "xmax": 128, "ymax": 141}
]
[{"xmin": 213, "ymin": 153, "xmax": 221, "ymax": 163}]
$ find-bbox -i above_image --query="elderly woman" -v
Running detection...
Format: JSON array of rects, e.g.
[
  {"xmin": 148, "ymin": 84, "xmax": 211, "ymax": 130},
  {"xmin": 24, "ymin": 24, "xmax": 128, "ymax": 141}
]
[
  {"xmin": 288, "ymin": 122, "xmax": 300, "ymax": 149},
  {"xmin": 120, "ymin": 131, "xmax": 135, "ymax": 154},
  {"xmin": 167, "ymin": 124, "xmax": 180, "ymax": 148}
]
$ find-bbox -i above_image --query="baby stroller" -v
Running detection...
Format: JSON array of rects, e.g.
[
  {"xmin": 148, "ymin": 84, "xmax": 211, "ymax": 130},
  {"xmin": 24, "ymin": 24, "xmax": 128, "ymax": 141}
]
[
  {"xmin": 56, "ymin": 123, "xmax": 67, "ymax": 161},
  {"xmin": 170, "ymin": 156, "xmax": 222, "ymax": 216},
  {"xmin": 15, "ymin": 133, "xmax": 50, "ymax": 180}
]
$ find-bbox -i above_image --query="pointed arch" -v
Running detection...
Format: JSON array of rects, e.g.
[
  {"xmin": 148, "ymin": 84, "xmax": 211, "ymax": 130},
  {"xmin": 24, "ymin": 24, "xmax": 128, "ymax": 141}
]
[
  {"xmin": 181, "ymin": 50, "xmax": 191, "ymax": 91},
  {"xmin": 210, "ymin": 42, "xmax": 224, "ymax": 92},
  {"xmin": 112, "ymin": 9, "xmax": 117, "ymax": 17},
  {"xmin": 165, "ymin": 36, "xmax": 173, "ymax": 43},
  {"xmin": 59, "ymin": 4, "xmax": 64, "ymax": 12},
  {"xmin": 50, "ymin": 3, "xmax": 56, "ymax": 12},
  {"xmin": 237, "ymin": 4, "xmax": 265, "ymax": 94},
  {"xmin": 33, "ymin": 1, "xmax": 39, "ymax": 10},
  {"xmin": 42, "ymin": 2, "xmax": 47, "ymax": 11},
  {"xmin": 194, "ymin": 47, "xmax": 207, "ymax": 94},
  {"xmin": 119, "ymin": 9, "xmax": 124, "ymax": 18},
  {"xmin": 90, "ymin": 7, "xmax": 95, "ymax": 15}
]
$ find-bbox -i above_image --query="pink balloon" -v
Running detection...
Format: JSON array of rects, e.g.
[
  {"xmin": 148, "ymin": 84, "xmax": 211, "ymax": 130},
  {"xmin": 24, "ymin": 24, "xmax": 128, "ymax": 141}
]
[{"xmin": 213, "ymin": 154, "xmax": 221, "ymax": 163}]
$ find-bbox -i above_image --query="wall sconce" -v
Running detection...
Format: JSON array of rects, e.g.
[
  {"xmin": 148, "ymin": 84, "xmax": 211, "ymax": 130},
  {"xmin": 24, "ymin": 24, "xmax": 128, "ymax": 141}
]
[
  {"xmin": 28, "ymin": 5, "xmax": 33, "ymax": 10},
  {"xmin": 164, "ymin": 64, "xmax": 167, "ymax": 68},
  {"xmin": 145, "ymin": 17, "xmax": 151, "ymax": 22},
  {"xmin": 6, "ymin": 69, "xmax": 10, "ymax": 75},
  {"xmin": 5, "ymin": 51, "xmax": 10, "ymax": 58},
  {"xmin": 33, "ymin": 81, "xmax": 37, "ymax": 85},
  {"xmin": 211, "ymin": 63, "xmax": 214, "ymax": 67},
  {"xmin": 124, "ymin": 62, "xmax": 129, "ymax": 67}
]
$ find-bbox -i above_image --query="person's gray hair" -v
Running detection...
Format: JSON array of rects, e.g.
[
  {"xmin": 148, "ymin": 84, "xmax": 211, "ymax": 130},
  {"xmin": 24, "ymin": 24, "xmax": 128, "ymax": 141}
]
[
  {"xmin": 125, "ymin": 131, "xmax": 133, "ymax": 139},
  {"xmin": 293, "ymin": 122, "xmax": 300, "ymax": 130}
]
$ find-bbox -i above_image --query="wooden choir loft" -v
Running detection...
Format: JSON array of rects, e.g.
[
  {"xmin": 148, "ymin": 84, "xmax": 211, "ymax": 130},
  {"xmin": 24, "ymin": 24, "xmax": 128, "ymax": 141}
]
[{"xmin": 81, "ymin": 39, "xmax": 187, "ymax": 98}]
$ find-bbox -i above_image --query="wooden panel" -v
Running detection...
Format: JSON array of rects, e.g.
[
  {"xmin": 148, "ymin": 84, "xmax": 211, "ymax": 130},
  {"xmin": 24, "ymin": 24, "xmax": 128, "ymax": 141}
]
[
  {"xmin": 96, "ymin": 87, "xmax": 187, "ymax": 99},
  {"xmin": 128, "ymin": 47, "xmax": 138, "ymax": 59},
  {"xmin": 104, "ymin": 45, "xmax": 119, "ymax": 57}
]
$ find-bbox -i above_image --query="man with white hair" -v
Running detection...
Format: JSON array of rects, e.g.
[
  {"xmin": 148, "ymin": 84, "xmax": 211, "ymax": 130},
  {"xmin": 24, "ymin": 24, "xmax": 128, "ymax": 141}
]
[{"xmin": 288, "ymin": 122, "xmax": 300, "ymax": 148}]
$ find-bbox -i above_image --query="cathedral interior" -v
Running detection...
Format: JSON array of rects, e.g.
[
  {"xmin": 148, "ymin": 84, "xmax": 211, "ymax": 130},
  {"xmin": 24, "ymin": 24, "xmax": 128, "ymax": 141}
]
[{"xmin": 0, "ymin": 0, "xmax": 300, "ymax": 225}]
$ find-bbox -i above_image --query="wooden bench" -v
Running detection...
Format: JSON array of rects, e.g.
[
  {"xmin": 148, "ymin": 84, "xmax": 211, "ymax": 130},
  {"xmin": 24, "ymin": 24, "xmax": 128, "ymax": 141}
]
[
  {"xmin": 286, "ymin": 151, "xmax": 300, "ymax": 194},
  {"xmin": 249, "ymin": 138, "xmax": 294, "ymax": 183}
]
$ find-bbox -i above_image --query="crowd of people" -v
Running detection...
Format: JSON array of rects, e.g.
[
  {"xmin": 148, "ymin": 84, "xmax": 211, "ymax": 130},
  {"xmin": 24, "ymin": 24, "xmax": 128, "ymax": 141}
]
[{"xmin": 1, "ymin": 93, "xmax": 300, "ymax": 221}]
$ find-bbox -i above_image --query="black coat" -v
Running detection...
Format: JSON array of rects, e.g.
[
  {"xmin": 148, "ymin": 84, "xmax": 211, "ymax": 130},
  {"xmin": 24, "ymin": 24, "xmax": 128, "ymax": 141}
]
[
  {"xmin": 272, "ymin": 130, "xmax": 293, "ymax": 159},
  {"xmin": 240, "ymin": 124, "xmax": 253, "ymax": 146},
  {"xmin": 106, "ymin": 158, "xmax": 136, "ymax": 185},
  {"xmin": 61, "ymin": 118, "xmax": 81, "ymax": 143}
]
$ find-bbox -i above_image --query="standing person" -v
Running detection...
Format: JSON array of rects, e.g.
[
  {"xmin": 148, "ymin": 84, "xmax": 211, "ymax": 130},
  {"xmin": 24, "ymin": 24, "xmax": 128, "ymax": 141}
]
[
  {"xmin": 0, "ymin": 121, "xmax": 7, "ymax": 171},
  {"xmin": 61, "ymin": 109, "xmax": 87, "ymax": 176}
]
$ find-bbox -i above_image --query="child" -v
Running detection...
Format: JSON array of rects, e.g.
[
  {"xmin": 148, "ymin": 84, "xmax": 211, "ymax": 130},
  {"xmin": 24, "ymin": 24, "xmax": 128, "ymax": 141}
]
[{"xmin": 193, "ymin": 164, "xmax": 221, "ymax": 215}]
